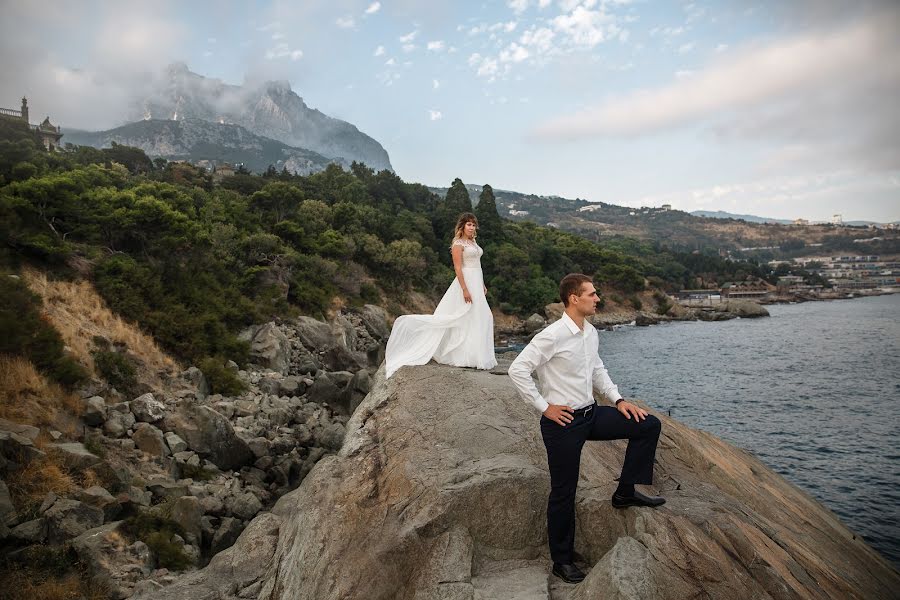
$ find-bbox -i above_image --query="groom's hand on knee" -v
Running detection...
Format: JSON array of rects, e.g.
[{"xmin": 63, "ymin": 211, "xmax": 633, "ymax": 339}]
[
  {"xmin": 543, "ymin": 404, "xmax": 574, "ymax": 426},
  {"xmin": 616, "ymin": 400, "xmax": 648, "ymax": 422}
]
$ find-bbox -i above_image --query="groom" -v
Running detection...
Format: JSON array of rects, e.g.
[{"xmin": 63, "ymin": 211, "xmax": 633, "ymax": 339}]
[{"xmin": 508, "ymin": 273, "xmax": 664, "ymax": 584}]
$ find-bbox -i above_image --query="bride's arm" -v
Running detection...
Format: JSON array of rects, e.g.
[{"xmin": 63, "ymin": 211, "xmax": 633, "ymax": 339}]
[{"xmin": 451, "ymin": 244, "xmax": 472, "ymax": 303}]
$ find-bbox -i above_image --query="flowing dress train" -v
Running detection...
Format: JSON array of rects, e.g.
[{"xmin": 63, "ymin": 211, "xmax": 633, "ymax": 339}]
[{"xmin": 384, "ymin": 239, "xmax": 497, "ymax": 378}]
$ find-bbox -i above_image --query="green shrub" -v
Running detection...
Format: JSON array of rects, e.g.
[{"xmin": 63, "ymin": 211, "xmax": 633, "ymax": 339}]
[
  {"xmin": 198, "ymin": 357, "xmax": 246, "ymax": 396},
  {"xmin": 120, "ymin": 513, "xmax": 193, "ymax": 571},
  {"xmin": 82, "ymin": 434, "xmax": 107, "ymax": 459},
  {"xmin": 610, "ymin": 293, "xmax": 624, "ymax": 304},
  {"xmin": 91, "ymin": 349, "xmax": 138, "ymax": 396},
  {"xmin": 178, "ymin": 462, "xmax": 216, "ymax": 481},
  {"xmin": 628, "ymin": 295, "xmax": 643, "ymax": 310}
]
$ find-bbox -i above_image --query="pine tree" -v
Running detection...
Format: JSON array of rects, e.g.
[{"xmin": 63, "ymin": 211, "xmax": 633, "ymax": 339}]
[{"xmin": 474, "ymin": 184, "xmax": 503, "ymax": 244}]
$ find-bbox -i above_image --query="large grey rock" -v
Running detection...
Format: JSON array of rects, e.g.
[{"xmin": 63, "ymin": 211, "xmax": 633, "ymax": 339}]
[
  {"xmin": 104, "ymin": 410, "xmax": 136, "ymax": 437},
  {"xmin": 723, "ymin": 299, "xmax": 770, "ymax": 318},
  {"xmin": 308, "ymin": 372, "xmax": 343, "ymax": 407},
  {"xmin": 9, "ymin": 517, "xmax": 47, "ymax": 543},
  {"xmin": 77, "ymin": 485, "xmax": 121, "ymax": 521},
  {"xmin": 356, "ymin": 304, "xmax": 390, "ymax": 341},
  {"xmin": 0, "ymin": 418, "xmax": 39, "ymax": 441},
  {"xmin": 163, "ymin": 403, "xmax": 254, "ymax": 470},
  {"xmin": 132, "ymin": 423, "xmax": 170, "ymax": 457},
  {"xmin": 135, "ymin": 364, "xmax": 900, "ymax": 600},
  {"xmin": 131, "ymin": 393, "xmax": 166, "ymax": 423},
  {"xmin": 227, "ymin": 491, "xmax": 263, "ymax": 521},
  {"xmin": 181, "ymin": 366, "xmax": 210, "ymax": 400},
  {"xmin": 0, "ymin": 480, "xmax": 17, "ymax": 526},
  {"xmin": 523, "ymin": 313, "xmax": 546, "ymax": 333},
  {"xmin": 169, "ymin": 496, "xmax": 204, "ymax": 541},
  {"xmin": 50, "ymin": 442, "xmax": 102, "ymax": 470},
  {"xmin": 82, "ymin": 396, "xmax": 108, "ymax": 426},
  {"xmin": 71, "ymin": 521, "xmax": 154, "ymax": 599},
  {"xmin": 0, "ymin": 429, "xmax": 45, "ymax": 465},
  {"xmin": 293, "ymin": 316, "xmax": 336, "ymax": 351},
  {"xmin": 165, "ymin": 431, "xmax": 188, "ymax": 454},
  {"xmin": 210, "ymin": 516, "xmax": 245, "ymax": 556},
  {"xmin": 44, "ymin": 498, "xmax": 105, "ymax": 542},
  {"xmin": 133, "ymin": 512, "xmax": 281, "ymax": 600},
  {"xmin": 250, "ymin": 322, "xmax": 291, "ymax": 375}
]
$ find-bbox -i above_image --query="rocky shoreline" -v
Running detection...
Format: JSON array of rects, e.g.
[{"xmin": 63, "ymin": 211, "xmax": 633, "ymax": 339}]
[{"xmin": 0, "ymin": 305, "xmax": 391, "ymax": 598}]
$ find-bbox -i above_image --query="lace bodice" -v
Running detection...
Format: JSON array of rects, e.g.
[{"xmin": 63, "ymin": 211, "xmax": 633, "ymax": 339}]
[{"xmin": 452, "ymin": 238, "xmax": 483, "ymax": 268}]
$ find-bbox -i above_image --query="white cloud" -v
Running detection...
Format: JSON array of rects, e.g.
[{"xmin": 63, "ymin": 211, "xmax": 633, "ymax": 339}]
[
  {"xmin": 429, "ymin": 109, "xmax": 443, "ymax": 121},
  {"xmin": 715, "ymin": 43, "xmax": 729, "ymax": 53},
  {"xmin": 552, "ymin": 5, "xmax": 614, "ymax": 48},
  {"xmin": 433, "ymin": 79, "xmax": 440, "ymax": 89},
  {"xmin": 508, "ymin": 0, "xmax": 529, "ymax": 15},
  {"xmin": 385, "ymin": 57, "xmax": 396, "ymax": 66},
  {"xmin": 678, "ymin": 42, "xmax": 695, "ymax": 54},
  {"xmin": 539, "ymin": 0, "xmax": 552, "ymax": 7},
  {"xmin": 500, "ymin": 42, "xmax": 530, "ymax": 63},
  {"xmin": 477, "ymin": 57, "xmax": 499, "ymax": 78},
  {"xmin": 427, "ymin": 40, "xmax": 445, "ymax": 51},
  {"xmin": 203, "ymin": 50, "xmax": 213, "ymax": 57},
  {"xmin": 399, "ymin": 30, "xmax": 418, "ymax": 43},
  {"xmin": 265, "ymin": 42, "xmax": 303, "ymax": 60},
  {"xmin": 374, "ymin": 45, "xmax": 385, "ymax": 56},
  {"xmin": 365, "ymin": 2, "xmax": 381, "ymax": 15},
  {"xmin": 336, "ymin": 16, "xmax": 355, "ymax": 29},
  {"xmin": 403, "ymin": 43, "xmax": 416, "ymax": 52},
  {"xmin": 520, "ymin": 27, "xmax": 556, "ymax": 54},
  {"xmin": 532, "ymin": 13, "xmax": 900, "ymax": 175}
]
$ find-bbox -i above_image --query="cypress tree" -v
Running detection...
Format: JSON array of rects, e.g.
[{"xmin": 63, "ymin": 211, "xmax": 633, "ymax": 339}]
[
  {"xmin": 436, "ymin": 177, "xmax": 473, "ymax": 238},
  {"xmin": 474, "ymin": 184, "xmax": 503, "ymax": 244}
]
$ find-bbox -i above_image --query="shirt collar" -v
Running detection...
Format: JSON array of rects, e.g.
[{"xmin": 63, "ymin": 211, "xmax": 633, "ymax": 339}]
[{"xmin": 560, "ymin": 312, "xmax": 585, "ymax": 336}]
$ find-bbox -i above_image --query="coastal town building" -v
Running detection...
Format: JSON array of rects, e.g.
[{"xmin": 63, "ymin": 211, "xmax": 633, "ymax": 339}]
[
  {"xmin": 793, "ymin": 218, "xmax": 809, "ymax": 226},
  {"xmin": 0, "ymin": 97, "xmax": 63, "ymax": 150},
  {"xmin": 721, "ymin": 278, "xmax": 776, "ymax": 300}
]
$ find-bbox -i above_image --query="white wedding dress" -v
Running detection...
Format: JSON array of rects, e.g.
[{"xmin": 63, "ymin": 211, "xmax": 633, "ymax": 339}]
[{"xmin": 385, "ymin": 238, "xmax": 497, "ymax": 378}]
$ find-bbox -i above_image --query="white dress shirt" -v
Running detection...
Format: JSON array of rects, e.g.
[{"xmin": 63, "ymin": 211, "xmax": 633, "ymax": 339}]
[{"xmin": 508, "ymin": 312, "xmax": 623, "ymax": 413}]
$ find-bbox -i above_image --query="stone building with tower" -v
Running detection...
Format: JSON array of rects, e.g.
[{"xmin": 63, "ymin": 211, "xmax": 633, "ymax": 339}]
[{"xmin": 0, "ymin": 97, "xmax": 63, "ymax": 150}]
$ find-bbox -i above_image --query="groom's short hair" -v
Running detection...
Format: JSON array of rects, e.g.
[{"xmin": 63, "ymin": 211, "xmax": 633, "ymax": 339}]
[{"xmin": 559, "ymin": 273, "xmax": 593, "ymax": 306}]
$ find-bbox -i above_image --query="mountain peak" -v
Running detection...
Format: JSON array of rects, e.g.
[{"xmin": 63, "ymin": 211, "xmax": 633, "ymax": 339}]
[{"xmin": 134, "ymin": 66, "xmax": 392, "ymax": 171}]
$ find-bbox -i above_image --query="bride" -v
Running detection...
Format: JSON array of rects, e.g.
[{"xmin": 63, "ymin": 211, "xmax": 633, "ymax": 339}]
[{"xmin": 384, "ymin": 213, "xmax": 497, "ymax": 378}]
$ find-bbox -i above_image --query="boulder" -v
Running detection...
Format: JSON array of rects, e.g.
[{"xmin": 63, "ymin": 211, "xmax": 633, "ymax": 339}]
[
  {"xmin": 163, "ymin": 403, "xmax": 254, "ymax": 471},
  {"xmin": 294, "ymin": 316, "xmax": 336, "ymax": 351},
  {"xmin": 0, "ymin": 480, "xmax": 17, "ymax": 526},
  {"xmin": 9, "ymin": 518, "xmax": 46, "ymax": 543},
  {"xmin": 544, "ymin": 301, "xmax": 565, "ymax": 322},
  {"xmin": 44, "ymin": 498, "xmax": 105, "ymax": 543},
  {"xmin": 50, "ymin": 442, "xmax": 102, "ymax": 470},
  {"xmin": 146, "ymin": 479, "xmax": 189, "ymax": 502},
  {"xmin": 723, "ymin": 299, "xmax": 770, "ymax": 318},
  {"xmin": 348, "ymin": 370, "xmax": 371, "ymax": 414},
  {"xmin": 523, "ymin": 313, "xmax": 546, "ymax": 333},
  {"xmin": 210, "ymin": 516, "xmax": 245, "ymax": 555},
  {"xmin": 77, "ymin": 485, "xmax": 121, "ymax": 521},
  {"xmin": 278, "ymin": 376, "xmax": 305, "ymax": 397},
  {"xmin": 71, "ymin": 521, "xmax": 154, "ymax": 599},
  {"xmin": 249, "ymin": 323, "xmax": 291, "ymax": 375},
  {"xmin": 131, "ymin": 393, "xmax": 166, "ymax": 423},
  {"xmin": 104, "ymin": 410, "xmax": 136, "ymax": 438},
  {"xmin": 169, "ymin": 496, "xmax": 204, "ymax": 541},
  {"xmin": 165, "ymin": 432, "xmax": 188, "ymax": 454},
  {"xmin": 181, "ymin": 366, "xmax": 210, "ymax": 400},
  {"xmin": 82, "ymin": 396, "xmax": 108, "ymax": 426},
  {"xmin": 227, "ymin": 491, "xmax": 263, "ymax": 521},
  {"xmin": 0, "ymin": 418, "xmax": 39, "ymax": 441},
  {"xmin": 141, "ymin": 363, "xmax": 900, "ymax": 600},
  {"xmin": 0, "ymin": 428, "xmax": 44, "ymax": 465},
  {"xmin": 308, "ymin": 372, "xmax": 343, "ymax": 408},
  {"xmin": 355, "ymin": 304, "xmax": 391, "ymax": 341},
  {"xmin": 132, "ymin": 423, "xmax": 170, "ymax": 458}
]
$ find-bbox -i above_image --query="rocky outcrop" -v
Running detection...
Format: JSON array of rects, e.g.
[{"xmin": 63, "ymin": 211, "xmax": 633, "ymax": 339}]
[{"xmin": 144, "ymin": 362, "xmax": 899, "ymax": 600}]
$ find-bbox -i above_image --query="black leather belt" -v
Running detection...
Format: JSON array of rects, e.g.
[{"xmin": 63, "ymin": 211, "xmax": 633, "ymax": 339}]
[{"xmin": 572, "ymin": 404, "xmax": 595, "ymax": 418}]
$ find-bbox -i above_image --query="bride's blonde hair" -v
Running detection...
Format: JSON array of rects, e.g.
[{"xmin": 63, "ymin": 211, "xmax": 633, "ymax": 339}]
[{"xmin": 452, "ymin": 212, "xmax": 478, "ymax": 242}]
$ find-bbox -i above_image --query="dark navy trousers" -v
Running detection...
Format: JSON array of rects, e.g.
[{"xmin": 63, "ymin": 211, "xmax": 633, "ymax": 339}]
[{"xmin": 540, "ymin": 404, "xmax": 662, "ymax": 564}]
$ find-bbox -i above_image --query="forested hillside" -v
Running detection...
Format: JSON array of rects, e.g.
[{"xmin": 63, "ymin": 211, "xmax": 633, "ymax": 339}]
[{"xmin": 1, "ymin": 118, "xmax": 767, "ymax": 380}]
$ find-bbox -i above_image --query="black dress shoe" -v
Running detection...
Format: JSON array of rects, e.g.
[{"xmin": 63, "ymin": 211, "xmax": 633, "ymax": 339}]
[
  {"xmin": 611, "ymin": 490, "xmax": 666, "ymax": 509},
  {"xmin": 552, "ymin": 562, "xmax": 586, "ymax": 584}
]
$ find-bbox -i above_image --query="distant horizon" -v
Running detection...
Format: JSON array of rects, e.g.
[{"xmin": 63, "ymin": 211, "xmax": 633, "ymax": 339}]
[{"xmin": 3, "ymin": 0, "xmax": 897, "ymax": 223}]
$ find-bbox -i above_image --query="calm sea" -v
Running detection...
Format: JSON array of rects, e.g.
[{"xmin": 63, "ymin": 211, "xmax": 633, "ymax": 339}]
[{"xmin": 596, "ymin": 293, "xmax": 900, "ymax": 567}]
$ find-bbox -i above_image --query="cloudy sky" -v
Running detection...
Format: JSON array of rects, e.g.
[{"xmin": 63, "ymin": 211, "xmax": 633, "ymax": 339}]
[{"xmin": 2, "ymin": 0, "xmax": 898, "ymax": 222}]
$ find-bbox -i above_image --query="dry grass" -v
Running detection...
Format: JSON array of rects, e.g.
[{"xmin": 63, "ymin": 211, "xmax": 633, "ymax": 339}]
[
  {"xmin": 0, "ymin": 562, "xmax": 108, "ymax": 600},
  {"xmin": 0, "ymin": 355, "xmax": 81, "ymax": 433},
  {"xmin": 21, "ymin": 267, "xmax": 181, "ymax": 386},
  {"xmin": 5, "ymin": 454, "xmax": 76, "ymax": 515}
]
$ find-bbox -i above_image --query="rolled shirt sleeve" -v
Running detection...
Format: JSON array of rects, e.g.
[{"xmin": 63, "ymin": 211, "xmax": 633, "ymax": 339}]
[
  {"xmin": 508, "ymin": 332, "xmax": 555, "ymax": 414},
  {"xmin": 591, "ymin": 340, "xmax": 622, "ymax": 404}
]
